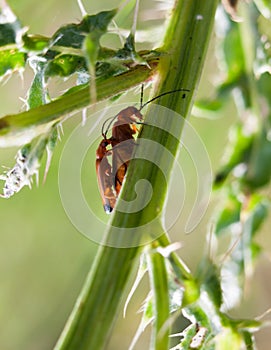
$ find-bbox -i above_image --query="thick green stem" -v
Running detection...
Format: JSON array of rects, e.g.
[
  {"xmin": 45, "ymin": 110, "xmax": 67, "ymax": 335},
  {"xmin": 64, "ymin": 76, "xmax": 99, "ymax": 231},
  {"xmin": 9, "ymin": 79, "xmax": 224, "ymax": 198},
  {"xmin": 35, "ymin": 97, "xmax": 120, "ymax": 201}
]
[
  {"xmin": 54, "ymin": 1, "xmax": 218, "ymax": 349},
  {"xmin": 54, "ymin": 246, "xmax": 141, "ymax": 350}
]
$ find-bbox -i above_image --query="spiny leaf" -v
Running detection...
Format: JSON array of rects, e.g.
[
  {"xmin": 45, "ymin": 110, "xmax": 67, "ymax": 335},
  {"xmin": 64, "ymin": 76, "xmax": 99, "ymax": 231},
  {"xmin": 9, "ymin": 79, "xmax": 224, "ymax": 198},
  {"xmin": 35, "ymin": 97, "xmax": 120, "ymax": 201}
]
[
  {"xmin": 116, "ymin": 33, "xmax": 149, "ymax": 66},
  {"xmin": 0, "ymin": 135, "xmax": 47, "ymax": 198},
  {"xmin": 171, "ymin": 324, "xmax": 213, "ymax": 349},
  {"xmin": 170, "ymin": 323, "xmax": 198, "ymax": 350},
  {"xmin": 129, "ymin": 292, "xmax": 154, "ymax": 350},
  {"xmin": 27, "ymin": 58, "xmax": 49, "ymax": 109},
  {"xmin": 51, "ymin": 10, "xmax": 117, "ymax": 49}
]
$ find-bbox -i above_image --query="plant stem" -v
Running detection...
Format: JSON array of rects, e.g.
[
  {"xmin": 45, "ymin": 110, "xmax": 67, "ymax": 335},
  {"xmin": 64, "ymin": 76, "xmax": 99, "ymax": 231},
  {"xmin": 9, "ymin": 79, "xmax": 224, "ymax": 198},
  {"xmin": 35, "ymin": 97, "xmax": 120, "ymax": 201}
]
[
  {"xmin": 148, "ymin": 246, "xmax": 169, "ymax": 350},
  {"xmin": 54, "ymin": 245, "xmax": 141, "ymax": 350},
  {"xmin": 0, "ymin": 56, "xmax": 159, "ymax": 138},
  {"xmin": 54, "ymin": 1, "xmax": 218, "ymax": 349}
]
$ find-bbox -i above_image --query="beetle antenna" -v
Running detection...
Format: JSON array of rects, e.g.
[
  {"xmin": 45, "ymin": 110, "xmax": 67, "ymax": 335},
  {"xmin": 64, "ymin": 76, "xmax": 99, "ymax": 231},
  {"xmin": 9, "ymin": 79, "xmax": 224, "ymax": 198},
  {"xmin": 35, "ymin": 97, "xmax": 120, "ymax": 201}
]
[
  {"xmin": 101, "ymin": 115, "xmax": 117, "ymax": 138},
  {"xmin": 140, "ymin": 88, "xmax": 190, "ymax": 111},
  {"xmin": 140, "ymin": 84, "xmax": 144, "ymax": 109},
  {"xmin": 101, "ymin": 87, "xmax": 190, "ymax": 137},
  {"xmin": 102, "ymin": 83, "xmax": 144, "ymax": 137}
]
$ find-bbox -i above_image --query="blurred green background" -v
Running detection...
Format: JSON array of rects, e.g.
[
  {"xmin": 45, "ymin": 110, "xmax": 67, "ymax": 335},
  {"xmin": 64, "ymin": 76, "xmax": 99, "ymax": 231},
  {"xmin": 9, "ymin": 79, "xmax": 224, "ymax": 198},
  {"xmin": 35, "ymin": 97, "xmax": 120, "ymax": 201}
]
[{"xmin": 0, "ymin": 1, "xmax": 271, "ymax": 349}]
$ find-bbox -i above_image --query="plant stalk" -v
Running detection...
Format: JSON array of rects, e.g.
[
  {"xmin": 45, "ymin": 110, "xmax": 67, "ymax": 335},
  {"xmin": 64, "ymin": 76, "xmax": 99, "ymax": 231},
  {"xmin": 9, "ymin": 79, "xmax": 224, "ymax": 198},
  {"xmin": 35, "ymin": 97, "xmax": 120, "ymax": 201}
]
[
  {"xmin": 54, "ymin": 1, "xmax": 218, "ymax": 349},
  {"xmin": 0, "ymin": 56, "xmax": 159, "ymax": 141}
]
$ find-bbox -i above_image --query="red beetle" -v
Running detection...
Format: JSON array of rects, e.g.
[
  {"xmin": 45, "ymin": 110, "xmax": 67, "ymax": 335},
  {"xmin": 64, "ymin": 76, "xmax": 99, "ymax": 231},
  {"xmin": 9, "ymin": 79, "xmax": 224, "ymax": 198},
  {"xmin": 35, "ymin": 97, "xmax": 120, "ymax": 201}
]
[
  {"xmin": 96, "ymin": 86, "xmax": 189, "ymax": 213},
  {"xmin": 96, "ymin": 106, "xmax": 143, "ymax": 213}
]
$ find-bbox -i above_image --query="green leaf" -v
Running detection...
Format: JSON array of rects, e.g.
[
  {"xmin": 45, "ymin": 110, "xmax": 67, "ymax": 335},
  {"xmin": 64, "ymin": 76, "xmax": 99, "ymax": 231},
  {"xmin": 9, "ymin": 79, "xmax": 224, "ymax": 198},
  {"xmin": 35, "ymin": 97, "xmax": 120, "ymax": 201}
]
[
  {"xmin": 45, "ymin": 54, "xmax": 87, "ymax": 78},
  {"xmin": 161, "ymin": 239, "xmax": 199, "ymax": 307},
  {"xmin": 219, "ymin": 194, "xmax": 268, "ymax": 307},
  {"xmin": 215, "ymin": 9, "xmax": 254, "ymax": 109},
  {"xmin": 182, "ymin": 279, "xmax": 199, "ymax": 307},
  {"xmin": 0, "ymin": 22, "xmax": 18, "ymax": 45},
  {"xmin": 238, "ymin": 195, "xmax": 268, "ymax": 274},
  {"xmin": 184, "ymin": 304, "xmax": 212, "ymax": 331},
  {"xmin": 0, "ymin": 4, "xmax": 21, "ymax": 46},
  {"xmin": 129, "ymin": 292, "xmax": 154, "ymax": 350},
  {"xmin": 0, "ymin": 3, "xmax": 26, "ymax": 78},
  {"xmin": 196, "ymin": 258, "xmax": 222, "ymax": 309},
  {"xmin": 257, "ymin": 72, "xmax": 271, "ymax": 114},
  {"xmin": 51, "ymin": 10, "xmax": 117, "ymax": 49},
  {"xmin": 0, "ymin": 49, "xmax": 26, "ymax": 77},
  {"xmin": 194, "ymin": 98, "xmax": 224, "ymax": 115},
  {"xmin": 81, "ymin": 10, "xmax": 117, "ymax": 102},
  {"xmin": 116, "ymin": 33, "xmax": 149, "ymax": 66},
  {"xmin": 250, "ymin": 241, "xmax": 262, "ymax": 260},
  {"xmin": 171, "ymin": 324, "xmax": 211, "ymax": 350},
  {"xmin": 27, "ymin": 58, "xmax": 49, "ymax": 108},
  {"xmin": 241, "ymin": 330, "xmax": 257, "ymax": 349},
  {"xmin": 221, "ymin": 20, "xmax": 245, "ymax": 82},
  {"xmin": 214, "ymin": 191, "xmax": 241, "ymax": 235},
  {"xmin": 242, "ymin": 331, "xmax": 257, "ymax": 350},
  {"xmin": 244, "ymin": 194, "xmax": 269, "ymax": 235},
  {"xmin": 80, "ymin": 10, "xmax": 117, "ymax": 35},
  {"xmin": 244, "ymin": 128, "xmax": 271, "ymax": 188},
  {"xmin": 170, "ymin": 323, "xmax": 197, "ymax": 350},
  {"xmin": 43, "ymin": 125, "xmax": 59, "ymax": 183},
  {"xmin": 229, "ymin": 317, "xmax": 262, "ymax": 331},
  {"xmin": 22, "ymin": 33, "xmax": 50, "ymax": 52},
  {"xmin": 51, "ymin": 24, "xmax": 84, "ymax": 49},
  {"xmin": 214, "ymin": 123, "xmax": 254, "ymax": 186}
]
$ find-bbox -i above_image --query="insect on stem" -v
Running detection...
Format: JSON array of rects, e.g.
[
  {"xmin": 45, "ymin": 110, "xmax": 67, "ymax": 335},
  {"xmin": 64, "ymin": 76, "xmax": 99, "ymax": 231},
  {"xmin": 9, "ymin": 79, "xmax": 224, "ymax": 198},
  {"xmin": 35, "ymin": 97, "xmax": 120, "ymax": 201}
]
[
  {"xmin": 101, "ymin": 85, "xmax": 190, "ymax": 138},
  {"xmin": 96, "ymin": 85, "xmax": 190, "ymax": 213}
]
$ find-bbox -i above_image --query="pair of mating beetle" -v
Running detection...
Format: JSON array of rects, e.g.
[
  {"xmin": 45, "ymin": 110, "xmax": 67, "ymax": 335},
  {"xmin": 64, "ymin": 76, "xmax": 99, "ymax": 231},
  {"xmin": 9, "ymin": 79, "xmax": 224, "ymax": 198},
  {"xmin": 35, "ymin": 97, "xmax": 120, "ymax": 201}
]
[{"xmin": 96, "ymin": 86, "xmax": 189, "ymax": 214}]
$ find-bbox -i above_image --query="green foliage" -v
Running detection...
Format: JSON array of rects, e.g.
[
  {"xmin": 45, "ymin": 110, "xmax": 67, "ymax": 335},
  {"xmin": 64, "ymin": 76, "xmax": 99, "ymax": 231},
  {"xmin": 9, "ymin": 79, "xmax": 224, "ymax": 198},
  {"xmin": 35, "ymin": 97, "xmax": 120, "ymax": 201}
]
[
  {"xmin": 0, "ymin": 0, "xmax": 271, "ymax": 350},
  {"xmin": 0, "ymin": 1, "xmax": 158, "ymax": 193},
  {"xmin": 0, "ymin": 9, "xmax": 26, "ymax": 76}
]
